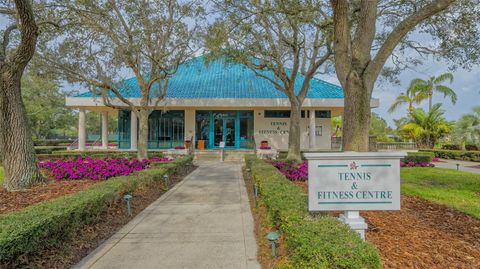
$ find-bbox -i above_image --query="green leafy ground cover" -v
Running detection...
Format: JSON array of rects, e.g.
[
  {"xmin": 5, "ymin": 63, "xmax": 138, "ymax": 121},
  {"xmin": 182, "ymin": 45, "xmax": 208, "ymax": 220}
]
[{"xmin": 401, "ymin": 167, "xmax": 480, "ymax": 219}]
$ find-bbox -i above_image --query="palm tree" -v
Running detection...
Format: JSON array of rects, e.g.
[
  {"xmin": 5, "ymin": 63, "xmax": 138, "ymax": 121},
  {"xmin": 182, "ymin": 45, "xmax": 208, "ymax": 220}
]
[
  {"xmin": 409, "ymin": 72, "xmax": 456, "ymax": 111},
  {"xmin": 454, "ymin": 106, "xmax": 480, "ymax": 149},
  {"xmin": 388, "ymin": 80, "xmax": 428, "ymax": 114},
  {"xmin": 400, "ymin": 103, "xmax": 452, "ymax": 148}
]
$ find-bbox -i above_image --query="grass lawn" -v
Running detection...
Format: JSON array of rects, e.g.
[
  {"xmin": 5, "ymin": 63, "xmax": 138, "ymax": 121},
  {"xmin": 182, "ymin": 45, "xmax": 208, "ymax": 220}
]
[
  {"xmin": 0, "ymin": 166, "xmax": 4, "ymax": 186},
  {"xmin": 401, "ymin": 167, "xmax": 480, "ymax": 219}
]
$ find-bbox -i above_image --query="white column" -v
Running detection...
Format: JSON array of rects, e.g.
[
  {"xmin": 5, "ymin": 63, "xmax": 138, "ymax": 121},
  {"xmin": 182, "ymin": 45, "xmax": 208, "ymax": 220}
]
[
  {"xmin": 309, "ymin": 109, "xmax": 316, "ymax": 149},
  {"xmin": 130, "ymin": 111, "xmax": 138, "ymax": 150},
  {"xmin": 101, "ymin": 111, "xmax": 109, "ymax": 149},
  {"xmin": 78, "ymin": 109, "xmax": 86, "ymax": 151}
]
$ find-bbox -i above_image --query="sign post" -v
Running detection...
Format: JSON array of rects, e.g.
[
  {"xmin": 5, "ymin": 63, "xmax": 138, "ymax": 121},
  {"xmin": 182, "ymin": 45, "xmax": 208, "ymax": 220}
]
[
  {"xmin": 304, "ymin": 152, "xmax": 406, "ymax": 239},
  {"xmin": 219, "ymin": 141, "xmax": 225, "ymax": 161}
]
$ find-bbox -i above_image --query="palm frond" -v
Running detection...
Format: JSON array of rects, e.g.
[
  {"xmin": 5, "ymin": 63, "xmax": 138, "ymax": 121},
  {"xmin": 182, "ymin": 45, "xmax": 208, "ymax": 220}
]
[
  {"xmin": 435, "ymin": 85, "xmax": 457, "ymax": 104},
  {"xmin": 407, "ymin": 78, "xmax": 428, "ymax": 95},
  {"xmin": 434, "ymin": 72, "xmax": 454, "ymax": 84},
  {"xmin": 388, "ymin": 94, "xmax": 410, "ymax": 113}
]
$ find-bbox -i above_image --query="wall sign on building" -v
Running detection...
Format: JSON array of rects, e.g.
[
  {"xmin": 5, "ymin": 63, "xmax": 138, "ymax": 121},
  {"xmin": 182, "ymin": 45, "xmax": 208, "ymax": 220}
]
[{"xmin": 304, "ymin": 152, "xmax": 406, "ymax": 239}]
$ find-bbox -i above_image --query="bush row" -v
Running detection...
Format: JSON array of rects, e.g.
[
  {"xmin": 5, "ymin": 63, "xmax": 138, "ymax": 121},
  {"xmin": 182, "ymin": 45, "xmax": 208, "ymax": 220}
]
[
  {"xmin": 441, "ymin": 144, "xmax": 479, "ymax": 151},
  {"xmin": 35, "ymin": 146, "xmax": 68, "ymax": 154},
  {"xmin": 0, "ymin": 155, "xmax": 193, "ymax": 265},
  {"xmin": 419, "ymin": 149, "xmax": 480, "ymax": 162},
  {"xmin": 245, "ymin": 155, "xmax": 381, "ymax": 269},
  {"xmin": 33, "ymin": 140, "xmax": 75, "ymax": 146},
  {"xmin": 401, "ymin": 152, "xmax": 433, "ymax": 164},
  {"xmin": 36, "ymin": 151, "xmax": 163, "ymax": 161}
]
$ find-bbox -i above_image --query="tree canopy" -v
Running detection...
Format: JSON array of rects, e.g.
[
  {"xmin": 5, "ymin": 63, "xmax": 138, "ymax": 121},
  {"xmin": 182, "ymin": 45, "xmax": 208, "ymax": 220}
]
[
  {"xmin": 330, "ymin": 0, "xmax": 480, "ymax": 151},
  {"xmin": 207, "ymin": 0, "xmax": 333, "ymax": 161},
  {"xmin": 42, "ymin": 0, "xmax": 205, "ymax": 159}
]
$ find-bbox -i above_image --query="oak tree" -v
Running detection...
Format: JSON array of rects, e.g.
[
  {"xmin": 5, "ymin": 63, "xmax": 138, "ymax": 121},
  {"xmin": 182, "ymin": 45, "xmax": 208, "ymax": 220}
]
[
  {"xmin": 44, "ymin": 0, "xmax": 204, "ymax": 159},
  {"xmin": 330, "ymin": 0, "xmax": 480, "ymax": 151},
  {"xmin": 0, "ymin": 0, "xmax": 44, "ymax": 190},
  {"xmin": 207, "ymin": 0, "xmax": 333, "ymax": 161}
]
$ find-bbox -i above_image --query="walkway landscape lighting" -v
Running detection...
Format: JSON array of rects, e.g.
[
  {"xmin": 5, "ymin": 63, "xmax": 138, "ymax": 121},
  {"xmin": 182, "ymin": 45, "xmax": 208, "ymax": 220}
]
[
  {"xmin": 123, "ymin": 194, "xmax": 133, "ymax": 216},
  {"xmin": 163, "ymin": 174, "xmax": 170, "ymax": 190},
  {"xmin": 266, "ymin": 231, "xmax": 279, "ymax": 257},
  {"xmin": 253, "ymin": 183, "xmax": 258, "ymax": 208}
]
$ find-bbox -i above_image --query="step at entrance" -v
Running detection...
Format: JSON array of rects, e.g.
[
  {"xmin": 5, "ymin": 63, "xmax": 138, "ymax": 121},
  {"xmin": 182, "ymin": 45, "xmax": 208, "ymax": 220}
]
[{"xmin": 194, "ymin": 150, "xmax": 255, "ymax": 162}]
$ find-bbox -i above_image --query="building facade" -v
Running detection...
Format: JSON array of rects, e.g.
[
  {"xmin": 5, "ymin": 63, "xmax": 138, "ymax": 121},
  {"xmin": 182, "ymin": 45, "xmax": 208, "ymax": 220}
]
[{"xmin": 66, "ymin": 56, "xmax": 379, "ymax": 151}]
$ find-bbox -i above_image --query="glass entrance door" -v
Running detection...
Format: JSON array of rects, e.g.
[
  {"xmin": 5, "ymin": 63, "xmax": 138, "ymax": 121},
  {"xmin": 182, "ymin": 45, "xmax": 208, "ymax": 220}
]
[
  {"xmin": 213, "ymin": 118, "xmax": 224, "ymax": 147},
  {"xmin": 225, "ymin": 118, "xmax": 235, "ymax": 147},
  {"xmin": 196, "ymin": 111, "xmax": 253, "ymax": 149},
  {"xmin": 214, "ymin": 118, "xmax": 235, "ymax": 147}
]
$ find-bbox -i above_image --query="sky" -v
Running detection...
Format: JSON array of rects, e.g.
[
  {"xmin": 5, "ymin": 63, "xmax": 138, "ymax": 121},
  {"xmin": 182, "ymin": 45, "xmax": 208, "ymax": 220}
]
[
  {"xmin": 320, "ymin": 59, "xmax": 480, "ymax": 127},
  {"xmin": 1, "ymin": 9, "xmax": 479, "ymax": 128}
]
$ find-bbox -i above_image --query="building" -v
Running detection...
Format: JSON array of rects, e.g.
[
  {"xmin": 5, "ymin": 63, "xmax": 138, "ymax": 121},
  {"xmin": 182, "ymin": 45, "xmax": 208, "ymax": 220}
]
[{"xmin": 66, "ymin": 56, "xmax": 379, "ymax": 151}]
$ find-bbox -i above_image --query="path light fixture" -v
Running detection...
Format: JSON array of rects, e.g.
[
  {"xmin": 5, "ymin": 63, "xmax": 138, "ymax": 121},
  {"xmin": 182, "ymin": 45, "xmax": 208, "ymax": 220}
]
[
  {"xmin": 163, "ymin": 174, "xmax": 170, "ymax": 190},
  {"xmin": 266, "ymin": 231, "xmax": 279, "ymax": 257},
  {"xmin": 253, "ymin": 183, "xmax": 258, "ymax": 208},
  {"xmin": 123, "ymin": 194, "xmax": 133, "ymax": 216},
  {"xmin": 456, "ymin": 163, "xmax": 460, "ymax": 171}
]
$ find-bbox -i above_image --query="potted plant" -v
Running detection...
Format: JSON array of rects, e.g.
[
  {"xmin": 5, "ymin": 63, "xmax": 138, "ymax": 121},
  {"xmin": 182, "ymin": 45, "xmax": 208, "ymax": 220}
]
[{"xmin": 260, "ymin": 140, "xmax": 269, "ymax": 148}]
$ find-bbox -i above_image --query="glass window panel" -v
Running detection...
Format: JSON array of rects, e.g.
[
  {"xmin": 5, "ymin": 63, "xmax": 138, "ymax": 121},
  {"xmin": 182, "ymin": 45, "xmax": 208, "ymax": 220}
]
[
  {"xmin": 239, "ymin": 111, "xmax": 253, "ymax": 118},
  {"xmin": 264, "ymin": 110, "xmax": 290, "ymax": 118},
  {"xmin": 315, "ymin": 110, "xmax": 331, "ymax": 118}
]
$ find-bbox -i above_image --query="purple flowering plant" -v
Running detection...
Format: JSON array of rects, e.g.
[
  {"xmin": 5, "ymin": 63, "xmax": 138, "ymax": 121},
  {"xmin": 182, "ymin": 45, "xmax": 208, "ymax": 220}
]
[
  {"xmin": 271, "ymin": 160, "xmax": 308, "ymax": 181},
  {"xmin": 400, "ymin": 161, "xmax": 435, "ymax": 168},
  {"xmin": 38, "ymin": 156, "xmax": 174, "ymax": 181}
]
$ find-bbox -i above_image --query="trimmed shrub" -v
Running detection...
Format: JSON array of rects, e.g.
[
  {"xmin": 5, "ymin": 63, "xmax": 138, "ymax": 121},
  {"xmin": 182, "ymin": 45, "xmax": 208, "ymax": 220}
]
[
  {"xmin": 419, "ymin": 149, "xmax": 480, "ymax": 162},
  {"xmin": 245, "ymin": 155, "xmax": 381, "ymax": 269},
  {"xmin": 0, "ymin": 155, "xmax": 193, "ymax": 265},
  {"xmin": 33, "ymin": 140, "xmax": 75, "ymax": 147},
  {"xmin": 36, "ymin": 151, "xmax": 163, "ymax": 161},
  {"xmin": 401, "ymin": 152, "xmax": 433, "ymax": 164},
  {"xmin": 441, "ymin": 144, "xmax": 461, "ymax": 150},
  {"xmin": 465, "ymin": 144, "xmax": 479, "ymax": 151}
]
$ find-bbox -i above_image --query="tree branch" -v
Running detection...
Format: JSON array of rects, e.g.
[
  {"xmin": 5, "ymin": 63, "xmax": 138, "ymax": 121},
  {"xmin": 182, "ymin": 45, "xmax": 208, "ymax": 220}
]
[{"xmin": 366, "ymin": 0, "xmax": 455, "ymax": 83}]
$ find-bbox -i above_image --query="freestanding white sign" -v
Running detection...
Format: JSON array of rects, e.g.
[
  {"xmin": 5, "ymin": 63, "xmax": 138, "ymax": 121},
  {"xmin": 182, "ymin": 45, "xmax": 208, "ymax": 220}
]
[{"xmin": 304, "ymin": 152, "xmax": 406, "ymax": 239}]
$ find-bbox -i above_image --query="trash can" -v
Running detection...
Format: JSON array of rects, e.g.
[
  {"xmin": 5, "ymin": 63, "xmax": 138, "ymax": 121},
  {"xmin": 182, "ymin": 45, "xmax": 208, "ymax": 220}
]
[{"xmin": 198, "ymin": 140, "xmax": 205, "ymax": 150}]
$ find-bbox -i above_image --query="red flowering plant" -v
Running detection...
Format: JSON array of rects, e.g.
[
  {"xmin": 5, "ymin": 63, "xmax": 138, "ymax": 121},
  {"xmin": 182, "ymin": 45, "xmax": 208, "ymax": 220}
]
[
  {"xmin": 271, "ymin": 160, "xmax": 308, "ymax": 181},
  {"xmin": 38, "ymin": 156, "xmax": 174, "ymax": 181}
]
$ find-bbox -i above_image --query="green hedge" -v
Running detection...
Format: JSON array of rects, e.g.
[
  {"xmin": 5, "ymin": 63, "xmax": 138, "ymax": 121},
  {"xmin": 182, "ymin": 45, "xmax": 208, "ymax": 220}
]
[
  {"xmin": 245, "ymin": 155, "xmax": 381, "ymax": 269},
  {"xmin": 401, "ymin": 152, "xmax": 433, "ymax": 163},
  {"xmin": 0, "ymin": 155, "xmax": 193, "ymax": 264},
  {"xmin": 419, "ymin": 149, "xmax": 480, "ymax": 162},
  {"xmin": 36, "ymin": 151, "xmax": 163, "ymax": 160}
]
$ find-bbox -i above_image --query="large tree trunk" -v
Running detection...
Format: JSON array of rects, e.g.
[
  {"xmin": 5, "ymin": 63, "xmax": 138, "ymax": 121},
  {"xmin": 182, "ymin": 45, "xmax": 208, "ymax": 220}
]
[
  {"xmin": 0, "ymin": 70, "xmax": 43, "ymax": 191},
  {"xmin": 342, "ymin": 78, "xmax": 372, "ymax": 152},
  {"xmin": 137, "ymin": 110, "xmax": 149, "ymax": 160},
  {"xmin": 0, "ymin": 0, "xmax": 43, "ymax": 191},
  {"xmin": 286, "ymin": 97, "xmax": 302, "ymax": 162}
]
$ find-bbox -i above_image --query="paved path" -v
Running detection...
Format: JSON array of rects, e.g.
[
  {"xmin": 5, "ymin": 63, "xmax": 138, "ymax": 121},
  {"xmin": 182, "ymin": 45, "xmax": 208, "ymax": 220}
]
[
  {"xmin": 434, "ymin": 159, "xmax": 480, "ymax": 174},
  {"xmin": 74, "ymin": 162, "xmax": 260, "ymax": 269}
]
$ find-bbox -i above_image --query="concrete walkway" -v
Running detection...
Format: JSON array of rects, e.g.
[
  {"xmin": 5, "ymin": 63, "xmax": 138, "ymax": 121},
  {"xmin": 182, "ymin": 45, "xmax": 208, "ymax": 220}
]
[
  {"xmin": 434, "ymin": 159, "xmax": 480, "ymax": 174},
  {"xmin": 74, "ymin": 162, "xmax": 260, "ymax": 269}
]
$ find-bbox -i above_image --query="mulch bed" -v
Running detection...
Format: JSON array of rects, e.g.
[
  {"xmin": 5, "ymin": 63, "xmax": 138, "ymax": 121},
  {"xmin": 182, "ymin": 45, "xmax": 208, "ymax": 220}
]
[
  {"xmin": 364, "ymin": 195, "xmax": 480, "ymax": 269},
  {"xmin": 0, "ymin": 179, "xmax": 95, "ymax": 214},
  {"xmin": 3, "ymin": 165, "xmax": 196, "ymax": 269},
  {"xmin": 292, "ymin": 180, "xmax": 480, "ymax": 269}
]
